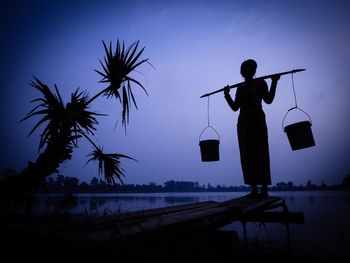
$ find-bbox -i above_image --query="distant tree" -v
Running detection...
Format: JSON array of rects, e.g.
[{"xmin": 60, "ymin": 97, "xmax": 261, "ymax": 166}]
[
  {"xmin": 193, "ymin": 182, "xmax": 200, "ymax": 189},
  {"xmin": 98, "ymin": 179, "xmax": 109, "ymax": 191},
  {"xmin": 306, "ymin": 180, "xmax": 312, "ymax": 188},
  {"xmin": 46, "ymin": 176, "xmax": 55, "ymax": 189},
  {"xmin": 79, "ymin": 181, "xmax": 90, "ymax": 192},
  {"xmin": 90, "ymin": 177, "xmax": 99, "ymax": 188},
  {"xmin": 55, "ymin": 174, "xmax": 65, "ymax": 189},
  {"xmin": 276, "ymin": 181, "xmax": 287, "ymax": 189},
  {"xmin": 164, "ymin": 180, "xmax": 175, "ymax": 191},
  {"xmin": 147, "ymin": 182, "xmax": 160, "ymax": 192},
  {"xmin": 63, "ymin": 177, "xmax": 79, "ymax": 192}
]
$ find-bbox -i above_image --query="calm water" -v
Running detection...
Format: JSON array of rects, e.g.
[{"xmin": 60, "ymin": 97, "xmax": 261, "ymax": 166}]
[{"xmin": 32, "ymin": 191, "xmax": 350, "ymax": 260}]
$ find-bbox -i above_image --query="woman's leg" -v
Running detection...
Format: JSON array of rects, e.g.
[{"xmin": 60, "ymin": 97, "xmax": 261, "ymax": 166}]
[
  {"xmin": 246, "ymin": 184, "xmax": 258, "ymax": 197},
  {"xmin": 260, "ymin": 184, "xmax": 269, "ymax": 197}
]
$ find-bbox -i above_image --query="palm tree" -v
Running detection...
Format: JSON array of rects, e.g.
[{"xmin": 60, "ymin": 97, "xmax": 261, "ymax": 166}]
[
  {"xmin": 91, "ymin": 39, "xmax": 152, "ymax": 127},
  {"xmin": 0, "ymin": 78, "xmax": 99, "ymax": 194},
  {"xmin": 0, "ymin": 39, "xmax": 150, "ymax": 194}
]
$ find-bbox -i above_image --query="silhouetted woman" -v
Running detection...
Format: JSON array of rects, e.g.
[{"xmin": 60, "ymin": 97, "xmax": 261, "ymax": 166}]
[{"xmin": 224, "ymin": 59, "xmax": 280, "ymax": 197}]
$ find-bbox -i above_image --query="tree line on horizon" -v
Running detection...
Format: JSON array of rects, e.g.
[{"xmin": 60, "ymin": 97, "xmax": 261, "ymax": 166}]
[{"xmin": 5, "ymin": 172, "xmax": 345, "ymax": 193}]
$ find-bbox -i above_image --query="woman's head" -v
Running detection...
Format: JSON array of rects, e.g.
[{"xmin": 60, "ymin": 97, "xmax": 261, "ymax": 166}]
[{"xmin": 240, "ymin": 59, "xmax": 257, "ymax": 79}]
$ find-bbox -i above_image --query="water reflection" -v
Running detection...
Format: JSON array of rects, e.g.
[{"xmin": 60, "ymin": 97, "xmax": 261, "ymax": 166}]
[
  {"xmin": 164, "ymin": 196, "xmax": 200, "ymax": 204},
  {"xmin": 26, "ymin": 191, "xmax": 350, "ymax": 218},
  {"xmin": 308, "ymin": 195, "xmax": 315, "ymax": 203}
]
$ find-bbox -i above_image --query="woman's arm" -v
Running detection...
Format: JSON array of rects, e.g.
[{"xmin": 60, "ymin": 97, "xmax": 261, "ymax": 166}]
[
  {"xmin": 263, "ymin": 76, "xmax": 280, "ymax": 104},
  {"xmin": 224, "ymin": 86, "xmax": 240, "ymax": 111}
]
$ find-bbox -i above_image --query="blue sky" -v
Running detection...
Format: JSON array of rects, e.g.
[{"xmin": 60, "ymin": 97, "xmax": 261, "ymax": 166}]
[{"xmin": 1, "ymin": 0, "xmax": 350, "ymax": 186}]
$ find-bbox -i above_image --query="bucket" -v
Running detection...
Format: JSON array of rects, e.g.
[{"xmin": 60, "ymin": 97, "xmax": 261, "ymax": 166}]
[
  {"xmin": 282, "ymin": 107, "xmax": 315, "ymax": 151},
  {"xmin": 199, "ymin": 126, "xmax": 220, "ymax": 162}
]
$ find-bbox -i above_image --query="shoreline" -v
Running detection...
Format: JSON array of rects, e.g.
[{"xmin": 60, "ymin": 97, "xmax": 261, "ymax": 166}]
[{"xmin": 33, "ymin": 189, "xmax": 349, "ymax": 194}]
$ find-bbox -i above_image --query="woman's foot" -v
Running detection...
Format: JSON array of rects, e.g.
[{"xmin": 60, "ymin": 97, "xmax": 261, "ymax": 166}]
[
  {"xmin": 259, "ymin": 192, "xmax": 269, "ymax": 198},
  {"xmin": 246, "ymin": 192, "xmax": 259, "ymax": 198},
  {"xmin": 260, "ymin": 185, "xmax": 269, "ymax": 198},
  {"xmin": 246, "ymin": 185, "xmax": 259, "ymax": 198}
]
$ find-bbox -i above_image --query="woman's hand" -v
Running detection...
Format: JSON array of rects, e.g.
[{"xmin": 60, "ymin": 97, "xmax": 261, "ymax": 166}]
[
  {"xmin": 271, "ymin": 75, "xmax": 280, "ymax": 82},
  {"xmin": 224, "ymin": 85, "xmax": 230, "ymax": 95}
]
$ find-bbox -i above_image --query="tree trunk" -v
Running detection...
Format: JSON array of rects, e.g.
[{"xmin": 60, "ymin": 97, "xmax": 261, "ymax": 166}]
[{"xmin": 0, "ymin": 127, "xmax": 73, "ymax": 196}]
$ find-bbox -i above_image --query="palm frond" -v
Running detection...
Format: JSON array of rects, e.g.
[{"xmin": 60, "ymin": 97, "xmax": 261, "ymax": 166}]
[
  {"xmin": 94, "ymin": 39, "xmax": 150, "ymax": 127},
  {"xmin": 21, "ymin": 78, "xmax": 105, "ymax": 152},
  {"xmin": 66, "ymin": 88, "xmax": 105, "ymax": 137},
  {"xmin": 86, "ymin": 146, "xmax": 136, "ymax": 185},
  {"xmin": 21, "ymin": 77, "xmax": 66, "ymax": 151}
]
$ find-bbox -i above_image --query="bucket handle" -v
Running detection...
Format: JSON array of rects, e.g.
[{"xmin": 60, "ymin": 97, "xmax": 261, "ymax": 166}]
[
  {"xmin": 199, "ymin": 125, "xmax": 220, "ymax": 142},
  {"xmin": 282, "ymin": 107, "xmax": 312, "ymax": 131}
]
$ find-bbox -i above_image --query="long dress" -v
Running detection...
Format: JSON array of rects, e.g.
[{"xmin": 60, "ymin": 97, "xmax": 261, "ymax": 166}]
[{"xmin": 225, "ymin": 79, "xmax": 271, "ymax": 185}]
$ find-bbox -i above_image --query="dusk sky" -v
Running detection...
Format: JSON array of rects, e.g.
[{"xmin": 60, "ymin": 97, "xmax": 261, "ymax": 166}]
[{"xmin": 1, "ymin": 0, "xmax": 349, "ymax": 187}]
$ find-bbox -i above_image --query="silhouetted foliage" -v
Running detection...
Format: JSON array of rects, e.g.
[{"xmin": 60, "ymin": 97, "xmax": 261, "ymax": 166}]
[
  {"xmin": 21, "ymin": 78, "xmax": 103, "ymax": 158},
  {"xmin": 93, "ymin": 39, "xmax": 152, "ymax": 127},
  {"xmin": 1, "ymin": 39, "xmax": 150, "ymax": 193},
  {"xmin": 34, "ymin": 175, "xmax": 346, "ymax": 193},
  {"xmin": 86, "ymin": 146, "xmax": 136, "ymax": 185}
]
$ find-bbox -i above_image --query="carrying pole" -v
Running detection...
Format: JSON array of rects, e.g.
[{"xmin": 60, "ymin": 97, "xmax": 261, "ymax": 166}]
[{"xmin": 200, "ymin": 69, "xmax": 305, "ymax": 98}]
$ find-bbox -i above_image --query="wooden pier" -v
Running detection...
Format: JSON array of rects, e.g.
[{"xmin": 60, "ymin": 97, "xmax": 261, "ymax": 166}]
[
  {"xmin": 1, "ymin": 195, "xmax": 305, "ymax": 262},
  {"xmin": 3, "ymin": 195, "xmax": 304, "ymax": 245}
]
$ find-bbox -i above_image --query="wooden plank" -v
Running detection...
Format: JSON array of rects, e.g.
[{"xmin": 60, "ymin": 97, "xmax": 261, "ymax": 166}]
[
  {"xmin": 84, "ymin": 202, "xmax": 224, "ymax": 242},
  {"xmin": 222, "ymin": 196, "xmax": 282, "ymax": 213},
  {"xmin": 109, "ymin": 196, "xmax": 280, "ymax": 232},
  {"xmin": 92, "ymin": 200, "xmax": 217, "ymax": 225},
  {"xmin": 112, "ymin": 196, "xmax": 281, "ymax": 227},
  {"xmin": 82, "ymin": 196, "xmax": 283, "ymax": 242}
]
